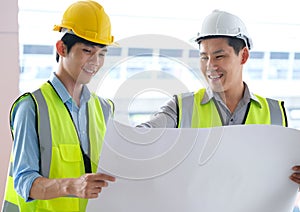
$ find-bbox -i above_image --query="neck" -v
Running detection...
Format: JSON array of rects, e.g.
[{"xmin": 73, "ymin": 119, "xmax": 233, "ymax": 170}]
[
  {"xmin": 55, "ymin": 72, "xmax": 83, "ymax": 107},
  {"xmin": 218, "ymin": 83, "xmax": 245, "ymax": 113},
  {"xmin": 68, "ymin": 84, "xmax": 82, "ymax": 107}
]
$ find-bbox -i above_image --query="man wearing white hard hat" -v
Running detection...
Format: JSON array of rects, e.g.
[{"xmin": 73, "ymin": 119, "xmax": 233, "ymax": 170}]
[
  {"xmin": 3, "ymin": 1, "xmax": 116, "ymax": 211},
  {"xmin": 139, "ymin": 9, "xmax": 300, "ymax": 190},
  {"xmin": 139, "ymin": 10, "xmax": 286, "ymax": 129}
]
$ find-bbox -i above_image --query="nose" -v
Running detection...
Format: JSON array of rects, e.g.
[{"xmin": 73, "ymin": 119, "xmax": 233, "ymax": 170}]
[
  {"xmin": 206, "ymin": 57, "xmax": 218, "ymax": 71},
  {"xmin": 88, "ymin": 53, "xmax": 102, "ymax": 66}
]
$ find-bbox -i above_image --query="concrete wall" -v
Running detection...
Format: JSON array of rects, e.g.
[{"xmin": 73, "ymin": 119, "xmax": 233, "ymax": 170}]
[{"xmin": 0, "ymin": 0, "xmax": 19, "ymax": 208}]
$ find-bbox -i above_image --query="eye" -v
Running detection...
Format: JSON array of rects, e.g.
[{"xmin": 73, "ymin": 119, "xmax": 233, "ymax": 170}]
[
  {"xmin": 200, "ymin": 55, "xmax": 209, "ymax": 61},
  {"xmin": 98, "ymin": 48, "xmax": 107, "ymax": 57},
  {"xmin": 83, "ymin": 48, "xmax": 92, "ymax": 53},
  {"xmin": 98, "ymin": 52, "xmax": 106, "ymax": 57},
  {"xmin": 216, "ymin": 54, "xmax": 224, "ymax": 59}
]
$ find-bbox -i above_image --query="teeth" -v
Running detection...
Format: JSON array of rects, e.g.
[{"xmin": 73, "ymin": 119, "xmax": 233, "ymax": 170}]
[
  {"xmin": 209, "ymin": 75, "xmax": 221, "ymax": 79},
  {"xmin": 207, "ymin": 70, "xmax": 223, "ymax": 80},
  {"xmin": 83, "ymin": 68, "xmax": 96, "ymax": 74}
]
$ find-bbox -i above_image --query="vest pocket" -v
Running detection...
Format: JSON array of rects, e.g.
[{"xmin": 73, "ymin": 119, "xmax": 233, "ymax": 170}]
[
  {"xmin": 51, "ymin": 144, "xmax": 84, "ymax": 178},
  {"xmin": 37, "ymin": 145, "xmax": 86, "ymax": 211}
]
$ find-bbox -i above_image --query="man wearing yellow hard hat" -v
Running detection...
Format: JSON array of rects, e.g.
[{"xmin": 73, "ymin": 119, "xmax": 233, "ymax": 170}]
[{"xmin": 3, "ymin": 1, "xmax": 116, "ymax": 211}]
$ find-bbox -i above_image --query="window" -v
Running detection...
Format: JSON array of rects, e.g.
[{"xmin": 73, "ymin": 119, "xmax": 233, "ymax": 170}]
[
  {"xmin": 245, "ymin": 51, "xmax": 265, "ymax": 80},
  {"xmin": 159, "ymin": 49, "xmax": 183, "ymax": 58},
  {"xmin": 128, "ymin": 48, "xmax": 153, "ymax": 56},
  {"xmin": 293, "ymin": 53, "xmax": 300, "ymax": 79},
  {"xmin": 107, "ymin": 47, "xmax": 122, "ymax": 56},
  {"xmin": 23, "ymin": 45, "xmax": 53, "ymax": 55},
  {"xmin": 189, "ymin": 50, "xmax": 199, "ymax": 58},
  {"xmin": 268, "ymin": 52, "xmax": 289, "ymax": 79}
]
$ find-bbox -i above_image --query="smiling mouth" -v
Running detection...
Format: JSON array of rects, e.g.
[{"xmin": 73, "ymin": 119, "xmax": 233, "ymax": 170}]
[
  {"xmin": 208, "ymin": 73, "xmax": 223, "ymax": 80},
  {"xmin": 83, "ymin": 67, "xmax": 96, "ymax": 75}
]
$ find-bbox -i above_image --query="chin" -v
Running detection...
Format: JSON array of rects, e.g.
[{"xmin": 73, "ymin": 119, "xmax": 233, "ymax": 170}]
[
  {"xmin": 209, "ymin": 83, "xmax": 225, "ymax": 93},
  {"xmin": 77, "ymin": 77, "xmax": 92, "ymax": 85}
]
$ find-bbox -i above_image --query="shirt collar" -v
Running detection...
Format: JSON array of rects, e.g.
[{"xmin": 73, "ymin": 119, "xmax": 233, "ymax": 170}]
[
  {"xmin": 201, "ymin": 82, "xmax": 262, "ymax": 108},
  {"xmin": 49, "ymin": 72, "xmax": 91, "ymax": 105},
  {"xmin": 245, "ymin": 83, "xmax": 262, "ymax": 108}
]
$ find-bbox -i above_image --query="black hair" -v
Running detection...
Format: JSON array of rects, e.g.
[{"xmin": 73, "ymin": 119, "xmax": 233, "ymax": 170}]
[
  {"xmin": 198, "ymin": 36, "xmax": 246, "ymax": 55},
  {"xmin": 56, "ymin": 33, "xmax": 106, "ymax": 62},
  {"xmin": 226, "ymin": 37, "xmax": 246, "ymax": 55}
]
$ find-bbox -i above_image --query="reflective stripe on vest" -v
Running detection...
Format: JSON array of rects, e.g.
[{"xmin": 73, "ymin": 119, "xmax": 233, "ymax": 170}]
[
  {"xmin": 2, "ymin": 200, "xmax": 19, "ymax": 212},
  {"xmin": 3, "ymin": 93, "xmax": 35, "ymax": 212},
  {"xmin": 177, "ymin": 88, "xmax": 287, "ymax": 128},
  {"xmin": 2, "ymin": 160, "xmax": 19, "ymax": 212},
  {"xmin": 32, "ymin": 88, "xmax": 52, "ymax": 177},
  {"xmin": 4, "ymin": 82, "xmax": 111, "ymax": 212}
]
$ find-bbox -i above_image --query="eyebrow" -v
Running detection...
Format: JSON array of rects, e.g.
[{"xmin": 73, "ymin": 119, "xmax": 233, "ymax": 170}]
[
  {"xmin": 200, "ymin": 49, "xmax": 225, "ymax": 55},
  {"xmin": 101, "ymin": 47, "xmax": 108, "ymax": 52},
  {"xmin": 84, "ymin": 43, "xmax": 108, "ymax": 52},
  {"xmin": 95, "ymin": 45, "xmax": 108, "ymax": 52}
]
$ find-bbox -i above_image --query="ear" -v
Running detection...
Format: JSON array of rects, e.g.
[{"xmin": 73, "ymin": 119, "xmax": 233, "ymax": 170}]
[
  {"xmin": 241, "ymin": 47, "xmax": 249, "ymax": 65},
  {"xmin": 56, "ymin": 40, "xmax": 67, "ymax": 57}
]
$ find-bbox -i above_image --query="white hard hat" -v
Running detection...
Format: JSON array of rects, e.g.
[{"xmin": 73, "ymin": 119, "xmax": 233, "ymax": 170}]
[{"xmin": 195, "ymin": 10, "xmax": 253, "ymax": 50}]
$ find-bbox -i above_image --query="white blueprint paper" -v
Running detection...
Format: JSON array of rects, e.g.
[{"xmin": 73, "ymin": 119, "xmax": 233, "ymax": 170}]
[{"xmin": 87, "ymin": 120, "xmax": 300, "ymax": 212}]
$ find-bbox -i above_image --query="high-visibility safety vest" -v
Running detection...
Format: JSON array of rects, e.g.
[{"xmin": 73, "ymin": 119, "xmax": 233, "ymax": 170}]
[
  {"xmin": 3, "ymin": 82, "xmax": 112, "ymax": 212},
  {"xmin": 177, "ymin": 88, "xmax": 287, "ymax": 128}
]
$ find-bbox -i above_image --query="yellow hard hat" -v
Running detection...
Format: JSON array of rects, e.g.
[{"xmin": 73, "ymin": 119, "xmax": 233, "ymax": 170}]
[{"xmin": 53, "ymin": 0, "xmax": 114, "ymax": 45}]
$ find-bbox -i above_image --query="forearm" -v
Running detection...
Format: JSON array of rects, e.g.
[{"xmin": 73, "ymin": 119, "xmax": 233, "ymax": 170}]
[
  {"xmin": 12, "ymin": 96, "xmax": 43, "ymax": 201},
  {"xmin": 137, "ymin": 112, "xmax": 177, "ymax": 128},
  {"xmin": 29, "ymin": 173, "xmax": 116, "ymax": 200},
  {"xmin": 137, "ymin": 97, "xmax": 178, "ymax": 128},
  {"xmin": 29, "ymin": 176, "xmax": 74, "ymax": 200}
]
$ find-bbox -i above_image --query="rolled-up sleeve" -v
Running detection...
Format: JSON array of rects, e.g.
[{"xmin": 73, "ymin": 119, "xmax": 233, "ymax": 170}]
[
  {"xmin": 11, "ymin": 96, "xmax": 42, "ymax": 201},
  {"xmin": 137, "ymin": 97, "xmax": 178, "ymax": 128}
]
